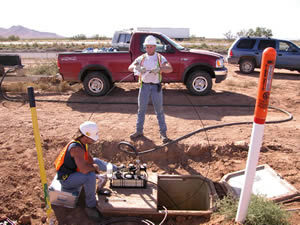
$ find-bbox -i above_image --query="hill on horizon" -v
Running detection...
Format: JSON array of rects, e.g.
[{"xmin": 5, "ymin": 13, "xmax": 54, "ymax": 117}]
[{"xmin": 0, "ymin": 25, "xmax": 64, "ymax": 39}]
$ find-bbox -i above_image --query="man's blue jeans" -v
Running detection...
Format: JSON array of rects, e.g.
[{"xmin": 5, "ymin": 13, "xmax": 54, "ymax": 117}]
[
  {"xmin": 136, "ymin": 83, "xmax": 167, "ymax": 135},
  {"xmin": 59, "ymin": 158, "xmax": 116, "ymax": 208}
]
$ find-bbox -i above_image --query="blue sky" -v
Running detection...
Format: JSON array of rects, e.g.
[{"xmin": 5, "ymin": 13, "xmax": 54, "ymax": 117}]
[{"xmin": 1, "ymin": 0, "xmax": 299, "ymax": 40}]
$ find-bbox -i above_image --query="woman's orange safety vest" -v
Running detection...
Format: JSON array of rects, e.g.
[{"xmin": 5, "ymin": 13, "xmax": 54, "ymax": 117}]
[{"xmin": 54, "ymin": 140, "xmax": 89, "ymax": 172}]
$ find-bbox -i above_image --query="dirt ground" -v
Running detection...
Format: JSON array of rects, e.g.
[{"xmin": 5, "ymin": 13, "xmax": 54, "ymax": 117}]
[{"xmin": 0, "ymin": 64, "xmax": 299, "ymax": 225}]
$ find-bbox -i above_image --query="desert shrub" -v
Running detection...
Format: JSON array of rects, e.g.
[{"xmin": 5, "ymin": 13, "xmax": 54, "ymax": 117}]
[
  {"xmin": 3, "ymin": 82, "xmax": 32, "ymax": 93},
  {"xmin": 72, "ymin": 34, "xmax": 87, "ymax": 40},
  {"xmin": 241, "ymin": 81, "xmax": 257, "ymax": 88},
  {"xmin": 216, "ymin": 194, "xmax": 290, "ymax": 225},
  {"xmin": 224, "ymin": 80, "xmax": 239, "ymax": 87},
  {"xmin": 25, "ymin": 61, "xmax": 58, "ymax": 75},
  {"xmin": 53, "ymin": 81, "xmax": 76, "ymax": 92},
  {"xmin": 37, "ymin": 82, "xmax": 49, "ymax": 90},
  {"xmin": 8, "ymin": 35, "xmax": 20, "ymax": 41}
]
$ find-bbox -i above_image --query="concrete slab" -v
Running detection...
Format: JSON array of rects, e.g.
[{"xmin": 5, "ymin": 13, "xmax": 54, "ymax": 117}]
[
  {"xmin": 97, "ymin": 174, "xmax": 157, "ymax": 215},
  {"xmin": 221, "ymin": 164, "xmax": 299, "ymax": 202}
]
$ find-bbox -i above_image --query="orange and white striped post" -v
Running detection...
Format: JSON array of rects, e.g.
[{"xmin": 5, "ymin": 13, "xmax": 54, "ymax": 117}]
[{"xmin": 235, "ymin": 47, "xmax": 277, "ymax": 223}]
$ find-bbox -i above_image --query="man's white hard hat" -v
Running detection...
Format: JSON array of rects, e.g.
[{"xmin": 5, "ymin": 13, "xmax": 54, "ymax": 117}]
[
  {"xmin": 144, "ymin": 35, "xmax": 157, "ymax": 46},
  {"xmin": 79, "ymin": 121, "xmax": 99, "ymax": 141}
]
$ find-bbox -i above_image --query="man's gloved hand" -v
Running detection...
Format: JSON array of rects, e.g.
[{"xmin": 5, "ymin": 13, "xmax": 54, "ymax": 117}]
[
  {"xmin": 135, "ymin": 65, "xmax": 146, "ymax": 74},
  {"xmin": 150, "ymin": 67, "xmax": 161, "ymax": 74}
]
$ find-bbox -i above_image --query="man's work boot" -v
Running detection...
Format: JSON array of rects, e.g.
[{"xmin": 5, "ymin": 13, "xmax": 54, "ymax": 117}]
[
  {"xmin": 130, "ymin": 132, "xmax": 143, "ymax": 139},
  {"xmin": 160, "ymin": 133, "xmax": 171, "ymax": 144}
]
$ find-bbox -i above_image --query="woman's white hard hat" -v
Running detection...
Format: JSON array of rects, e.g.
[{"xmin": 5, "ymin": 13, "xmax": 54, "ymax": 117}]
[
  {"xmin": 144, "ymin": 35, "xmax": 157, "ymax": 46},
  {"xmin": 79, "ymin": 121, "xmax": 99, "ymax": 141}
]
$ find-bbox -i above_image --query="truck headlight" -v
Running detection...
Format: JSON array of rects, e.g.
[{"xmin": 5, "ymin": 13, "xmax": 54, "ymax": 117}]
[{"xmin": 216, "ymin": 58, "xmax": 224, "ymax": 68}]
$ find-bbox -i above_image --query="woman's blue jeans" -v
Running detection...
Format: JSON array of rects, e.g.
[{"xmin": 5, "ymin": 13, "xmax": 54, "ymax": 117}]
[
  {"xmin": 59, "ymin": 158, "xmax": 116, "ymax": 208},
  {"xmin": 136, "ymin": 83, "xmax": 167, "ymax": 135}
]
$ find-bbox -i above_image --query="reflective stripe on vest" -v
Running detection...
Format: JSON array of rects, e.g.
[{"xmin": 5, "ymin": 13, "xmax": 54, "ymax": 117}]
[
  {"xmin": 139, "ymin": 53, "xmax": 162, "ymax": 87},
  {"xmin": 54, "ymin": 140, "xmax": 88, "ymax": 172}
]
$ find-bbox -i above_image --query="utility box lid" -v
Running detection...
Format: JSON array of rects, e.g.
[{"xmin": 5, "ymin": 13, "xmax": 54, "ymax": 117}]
[{"xmin": 221, "ymin": 164, "xmax": 299, "ymax": 202}]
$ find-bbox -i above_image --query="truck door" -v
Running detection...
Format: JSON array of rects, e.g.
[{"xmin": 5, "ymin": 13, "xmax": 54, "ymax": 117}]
[
  {"xmin": 276, "ymin": 41, "xmax": 300, "ymax": 69},
  {"xmin": 256, "ymin": 40, "xmax": 276, "ymax": 66}
]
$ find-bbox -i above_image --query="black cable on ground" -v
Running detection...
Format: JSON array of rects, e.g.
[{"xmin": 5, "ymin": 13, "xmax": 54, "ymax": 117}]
[
  {"xmin": 1, "ymin": 69, "xmax": 294, "ymax": 153},
  {"xmin": 117, "ymin": 104, "xmax": 293, "ymax": 156}
]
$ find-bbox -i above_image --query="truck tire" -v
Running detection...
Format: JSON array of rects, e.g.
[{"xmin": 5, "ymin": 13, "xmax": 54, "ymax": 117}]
[
  {"xmin": 239, "ymin": 59, "xmax": 255, "ymax": 74},
  {"xmin": 186, "ymin": 71, "xmax": 212, "ymax": 96},
  {"xmin": 83, "ymin": 72, "xmax": 111, "ymax": 96}
]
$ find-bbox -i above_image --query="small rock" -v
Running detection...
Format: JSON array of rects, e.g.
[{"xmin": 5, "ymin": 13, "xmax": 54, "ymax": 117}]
[
  {"xmin": 166, "ymin": 218, "xmax": 175, "ymax": 225},
  {"xmin": 176, "ymin": 216, "xmax": 186, "ymax": 222},
  {"xmin": 151, "ymin": 167, "xmax": 159, "ymax": 172},
  {"xmin": 40, "ymin": 202, "xmax": 46, "ymax": 208},
  {"xmin": 41, "ymin": 216, "xmax": 47, "ymax": 223},
  {"xmin": 18, "ymin": 215, "xmax": 31, "ymax": 225},
  {"xmin": 31, "ymin": 213, "xmax": 39, "ymax": 219},
  {"xmin": 234, "ymin": 140, "xmax": 248, "ymax": 147}
]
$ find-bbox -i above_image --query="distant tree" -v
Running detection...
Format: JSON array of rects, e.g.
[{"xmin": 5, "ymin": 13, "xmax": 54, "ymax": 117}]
[
  {"xmin": 72, "ymin": 34, "xmax": 87, "ymax": 40},
  {"xmin": 251, "ymin": 27, "xmax": 273, "ymax": 37},
  {"xmin": 237, "ymin": 27, "xmax": 273, "ymax": 38},
  {"xmin": 90, "ymin": 34, "xmax": 108, "ymax": 40},
  {"xmin": 8, "ymin": 35, "xmax": 20, "ymax": 41},
  {"xmin": 223, "ymin": 30, "xmax": 236, "ymax": 40},
  {"xmin": 236, "ymin": 29, "xmax": 248, "ymax": 37}
]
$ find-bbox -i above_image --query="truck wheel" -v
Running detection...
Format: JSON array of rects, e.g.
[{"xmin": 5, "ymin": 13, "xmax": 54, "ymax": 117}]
[
  {"xmin": 239, "ymin": 59, "xmax": 255, "ymax": 74},
  {"xmin": 83, "ymin": 72, "xmax": 110, "ymax": 96},
  {"xmin": 186, "ymin": 71, "xmax": 212, "ymax": 96}
]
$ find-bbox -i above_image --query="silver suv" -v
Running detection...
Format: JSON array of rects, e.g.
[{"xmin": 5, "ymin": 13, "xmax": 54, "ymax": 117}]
[{"xmin": 227, "ymin": 37, "xmax": 300, "ymax": 74}]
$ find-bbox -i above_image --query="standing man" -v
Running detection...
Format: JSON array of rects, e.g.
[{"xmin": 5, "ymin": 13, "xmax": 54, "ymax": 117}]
[
  {"xmin": 128, "ymin": 35, "xmax": 173, "ymax": 143},
  {"xmin": 54, "ymin": 121, "xmax": 116, "ymax": 221}
]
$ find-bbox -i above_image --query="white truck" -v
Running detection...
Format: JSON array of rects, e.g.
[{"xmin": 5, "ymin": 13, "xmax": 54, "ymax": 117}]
[
  {"xmin": 137, "ymin": 27, "xmax": 190, "ymax": 41},
  {"xmin": 111, "ymin": 28, "xmax": 190, "ymax": 50}
]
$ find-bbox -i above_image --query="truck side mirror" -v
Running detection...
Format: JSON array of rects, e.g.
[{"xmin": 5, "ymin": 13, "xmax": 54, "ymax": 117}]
[{"xmin": 165, "ymin": 44, "xmax": 174, "ymax": 53}]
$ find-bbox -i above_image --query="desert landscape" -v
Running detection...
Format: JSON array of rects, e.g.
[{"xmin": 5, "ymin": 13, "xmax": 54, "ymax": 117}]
[{"xmin": 0, "ymin": 63, "xmax": 299, "ymax": 224}]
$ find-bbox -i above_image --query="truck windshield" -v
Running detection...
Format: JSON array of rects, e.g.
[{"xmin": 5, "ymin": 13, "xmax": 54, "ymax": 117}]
[{"xmin": 162, "ymin": 34, "xmax": 185, "ymax": 50}]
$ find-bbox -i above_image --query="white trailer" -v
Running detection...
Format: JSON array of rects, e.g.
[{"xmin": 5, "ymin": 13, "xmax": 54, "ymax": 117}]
[{"xmin": 137, "ymin": 27, "xmax": 190, "ymax": 40}]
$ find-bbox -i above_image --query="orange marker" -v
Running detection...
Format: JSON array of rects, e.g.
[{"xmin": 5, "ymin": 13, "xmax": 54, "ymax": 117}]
[
  {"xmin": 254, "ymin": 47, "xmax": 277, "ymax": 124},
  {"xmin": 236, "ymin": 47, "xmax": 277, "ymax": 223}
]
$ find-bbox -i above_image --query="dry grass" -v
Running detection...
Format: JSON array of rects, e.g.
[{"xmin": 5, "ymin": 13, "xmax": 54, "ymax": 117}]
[
  {"xmin": 224, "ymin": 79, "xmax": 257, "ymax": 89},
  {"xmin": 216, "ymin": 194, "xmax": 290, "ymax": 225},
  {"xmin": 24, "ymin": 60, "xmax": 58, "ymax": 75},
  {"xmin": 2, "ymin": 79, "xmax": 81, "ymax": 94}
]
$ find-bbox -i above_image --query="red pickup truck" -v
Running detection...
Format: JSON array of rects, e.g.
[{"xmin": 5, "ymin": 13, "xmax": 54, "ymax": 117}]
[{"xmin": 58, "ymin": 32, "xmax": 227, "ymax": 96}]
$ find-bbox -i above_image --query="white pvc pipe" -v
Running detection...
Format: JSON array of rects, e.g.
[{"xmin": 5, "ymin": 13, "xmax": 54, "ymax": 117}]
[{"xmin": 235, "ymin": 122, "xmax": 265, "ymax": 223}]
